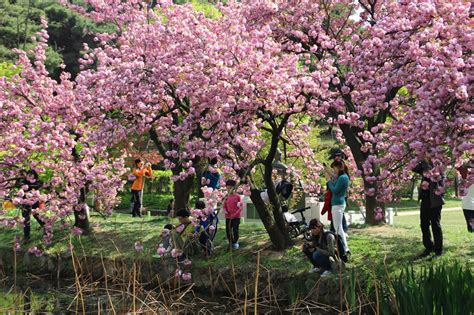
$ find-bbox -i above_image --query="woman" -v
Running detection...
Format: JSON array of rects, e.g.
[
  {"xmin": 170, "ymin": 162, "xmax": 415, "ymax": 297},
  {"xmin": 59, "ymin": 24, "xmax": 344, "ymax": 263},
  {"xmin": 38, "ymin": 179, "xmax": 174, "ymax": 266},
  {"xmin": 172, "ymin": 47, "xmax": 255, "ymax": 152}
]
[
  {"xmin": 326, "ymin": 160, "xmax": 350, "ymax": 254},
  {"xmin": 130, "ymin": 159, "xmax": 152, "ymax": 218}
]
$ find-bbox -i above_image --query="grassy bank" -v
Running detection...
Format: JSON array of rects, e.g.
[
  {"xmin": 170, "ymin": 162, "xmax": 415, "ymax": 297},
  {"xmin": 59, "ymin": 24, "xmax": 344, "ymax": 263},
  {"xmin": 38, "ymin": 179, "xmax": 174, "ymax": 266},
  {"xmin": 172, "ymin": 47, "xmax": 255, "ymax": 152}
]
[{"xmin": 0, "ymin": 209, "xmax": 471, "ymax": 274}]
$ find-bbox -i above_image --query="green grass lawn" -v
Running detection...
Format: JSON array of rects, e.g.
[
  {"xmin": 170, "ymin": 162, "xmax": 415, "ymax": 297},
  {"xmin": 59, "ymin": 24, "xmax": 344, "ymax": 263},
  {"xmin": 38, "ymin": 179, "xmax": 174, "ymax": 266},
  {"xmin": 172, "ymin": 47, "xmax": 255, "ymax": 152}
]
[
  {"xmin": 114, "ymin": 192, "xmax": 173, "ymax": 210},
  {"xmin": 0, "ymin": 210, "xmax": 471, "ymax": 275}
]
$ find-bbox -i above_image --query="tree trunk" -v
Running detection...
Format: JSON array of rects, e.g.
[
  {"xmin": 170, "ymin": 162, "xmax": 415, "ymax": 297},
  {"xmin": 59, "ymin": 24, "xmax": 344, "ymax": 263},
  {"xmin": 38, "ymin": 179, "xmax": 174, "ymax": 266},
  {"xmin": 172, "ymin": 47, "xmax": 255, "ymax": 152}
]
[
  {"xmin": 246, "ymin": 121, "xmax": 293, "ymax": 250},
  {"xmin": 250, "ymin": 189, "xmax": 287, "ymax": 251},
  {"xmin": 74, "ymin": 187, "xmax": 90, "ymax": 234},
  {"xmin": 263, "ymin": 163, "xmax": 292, "ymax": 247},
  {"xmin": 454, "ymin": 175, "xmax": 459, "ymax": 198},
  {"xmin": 363, "ymin": 181, "xmax": 384, "ymax": 225},
  {"xmin": 71, "ymin": 132, "xmax": 90, "ymax": 233},
  {"xmin": 337, "ymin": 122, "xmax": 384, "ymax": 225},
  {"xmin": 172, "ymin": 169, "xmax": 195, "ymax": 211},
  {"xmin": 149, "ymin": 128, "xmax": 199, "ymax": 211},
  {"xmin": 409, "ymin": 178, "xmax": 417, "ymax": 200}
]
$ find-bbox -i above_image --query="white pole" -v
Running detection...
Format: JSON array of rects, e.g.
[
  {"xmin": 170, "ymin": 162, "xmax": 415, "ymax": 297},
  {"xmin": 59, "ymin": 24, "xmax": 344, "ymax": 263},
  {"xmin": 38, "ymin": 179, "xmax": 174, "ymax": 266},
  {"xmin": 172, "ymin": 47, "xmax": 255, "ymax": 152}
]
[{"xmin": 140, "ymin": 177, "xmax": 144, "ymax": 215}]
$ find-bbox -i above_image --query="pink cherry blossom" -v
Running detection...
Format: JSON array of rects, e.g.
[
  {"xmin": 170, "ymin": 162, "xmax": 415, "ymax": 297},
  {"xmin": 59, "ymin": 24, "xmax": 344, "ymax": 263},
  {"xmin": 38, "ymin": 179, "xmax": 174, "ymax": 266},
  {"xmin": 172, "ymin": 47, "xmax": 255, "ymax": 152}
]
[
  {"xmin": 182, "ymin": 272, "xmax": 192, "ymax": 281},
  {"xmin": 171, "ymin": 249, "xmax": 182, "ymax": 258},
  {"xmin": 157, "ymin": 246, "xmax": 167, "ymax": 256}
]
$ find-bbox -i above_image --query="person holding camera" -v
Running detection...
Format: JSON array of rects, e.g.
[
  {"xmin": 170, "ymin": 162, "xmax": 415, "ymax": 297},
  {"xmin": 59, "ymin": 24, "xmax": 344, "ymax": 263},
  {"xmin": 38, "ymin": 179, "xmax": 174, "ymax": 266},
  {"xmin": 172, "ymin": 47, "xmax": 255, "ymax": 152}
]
[
  {"xmin": 130, "ymin": 159, "xmax": 152, "ymax": 218},
  {"xmin": 302, "ymin": 219, "xmax": 346, "ymax": 277},
  {"xmin": 413, "ymin": 160, "xmax": 445, "ymax": 257}
]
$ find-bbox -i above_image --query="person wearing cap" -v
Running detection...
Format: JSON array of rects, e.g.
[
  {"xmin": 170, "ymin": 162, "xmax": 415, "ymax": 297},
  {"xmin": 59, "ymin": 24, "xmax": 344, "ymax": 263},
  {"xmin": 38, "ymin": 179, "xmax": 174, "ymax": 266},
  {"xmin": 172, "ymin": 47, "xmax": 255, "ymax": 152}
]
[{"xmin": 223, "ymin": 179, "xmax": 242, "ymax": 250}]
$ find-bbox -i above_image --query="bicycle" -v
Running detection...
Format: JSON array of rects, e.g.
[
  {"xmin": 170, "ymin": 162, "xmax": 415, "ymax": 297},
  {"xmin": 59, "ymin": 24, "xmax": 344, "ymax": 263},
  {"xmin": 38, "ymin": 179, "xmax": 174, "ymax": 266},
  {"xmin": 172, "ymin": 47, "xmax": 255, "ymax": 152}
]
[{"xmin": 284, "ymin": 206, "xmax": 312, "ymax": 241}]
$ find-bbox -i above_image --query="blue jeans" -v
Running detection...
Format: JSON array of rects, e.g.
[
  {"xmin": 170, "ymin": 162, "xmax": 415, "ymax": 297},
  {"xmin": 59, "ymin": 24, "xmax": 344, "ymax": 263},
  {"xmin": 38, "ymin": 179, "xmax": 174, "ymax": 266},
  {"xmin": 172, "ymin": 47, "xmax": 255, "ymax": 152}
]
[{"xmin": 312, "ymin": 251, "xmax": 331, "ymax": 271}]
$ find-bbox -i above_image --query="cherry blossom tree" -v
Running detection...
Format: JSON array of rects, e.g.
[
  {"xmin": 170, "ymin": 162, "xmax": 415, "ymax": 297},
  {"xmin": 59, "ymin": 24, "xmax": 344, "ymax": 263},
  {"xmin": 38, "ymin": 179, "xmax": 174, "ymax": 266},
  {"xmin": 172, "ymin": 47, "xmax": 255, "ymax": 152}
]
[
  {"xmin": 0, "ymin": 19, "xmax": 126, "ymax": 243},
  {"xmin": 66, "ymin": 1, "xmax": 229, "ymax": 211},
  {"xmin": 62, "ymin": 0, "xmax": 472, "ymax": 237},
  {"xmin": 239, "ymin": 0, "xmax": 473, "ymax": 224},
  {"xmin": 62, "ymin": 0, "xmax": 327, "ymax": 248}
]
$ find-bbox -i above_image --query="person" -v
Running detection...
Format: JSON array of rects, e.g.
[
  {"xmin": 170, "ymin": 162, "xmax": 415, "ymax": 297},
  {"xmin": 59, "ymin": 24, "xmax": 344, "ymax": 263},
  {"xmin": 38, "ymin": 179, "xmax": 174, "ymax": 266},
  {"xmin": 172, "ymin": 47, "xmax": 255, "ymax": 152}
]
[
  {"xmin": 325, "ymin": 161, "xmax": 350, "ymax": 254},
  {"xmin": 321, "ymin": 183, "xmax": 349, "ymax": 236},
  {"xmin": 302, "ymin": 219, "xmax": 345, "ymax": 277},
  {"xmin": 19, "ymin": 170, "xmax": 45, "ymax": 243},
  {"xmin": 223, "ymin": 179, "xmax": 242, "ymax": 250},
  {"xmin": 325, "ymin": 149, "xmax": 349, "ymax": 233},
  {"xmin": 413, "ymin": 160, "xmax": 445, "ymax": 257},
  {"xmin": 462, "ymin": 185, "xmax": 474, "ymax": 233},
  {"xmin": 2, "ymin": 198, "xmax": 15, "ymax": 211},
  {"xmin": 202, "ymin": 158, "xmax": 221, "ymax": 190},
  {"xmin": 160, "ymin": 224, "xmax": 174, "ymax": 254},
  {"xmin": 130, "ymin": 159, "xmax": 152, "ymax": 218},
  {"xmin": 194, "ymin": 200, "xmax": 218, "ymax": 254},
  {"xmin": 171, "ymin": 209, "xmax": 199, "ymax": 259},
  {"xmin": 166, "ymin": 199, "xmax": 174, "ymax": 217},
  {"xmin": 457, "ymin": 162, "xmax": 473, "ymax": 233}
]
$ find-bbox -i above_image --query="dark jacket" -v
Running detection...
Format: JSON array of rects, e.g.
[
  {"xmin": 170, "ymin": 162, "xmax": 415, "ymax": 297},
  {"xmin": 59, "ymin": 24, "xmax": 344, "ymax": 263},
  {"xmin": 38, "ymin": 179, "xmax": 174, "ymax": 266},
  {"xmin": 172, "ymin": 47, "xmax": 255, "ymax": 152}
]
[
  {"xmin": 413, "ymin": 161, "xmax": 445, "ymax": 208},
  {"xmin": 308, "ymin": 231, "xmax": 337, "ymax": 257},
  {"xmin": 420, "ymin": 177, "xmax": 445, "ymax": 208}
]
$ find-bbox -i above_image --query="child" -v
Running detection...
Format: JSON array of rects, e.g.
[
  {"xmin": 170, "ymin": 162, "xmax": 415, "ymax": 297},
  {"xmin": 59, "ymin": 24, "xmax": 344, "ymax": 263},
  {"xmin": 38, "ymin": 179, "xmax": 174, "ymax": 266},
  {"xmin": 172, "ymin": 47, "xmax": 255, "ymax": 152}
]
[
  {"xmin": 171, "ymin": 209, "xmax": 198, "ymax": 258},
  {"xmin": 195, "ymin": 200, "xmax": 218, "ymax": 254},
  {"xmin": 160, "ymin": 224, "xmax": 173, "ymax": 254},
  {"xmin": 223, "ymin": 180, "xmax": 242, "ymax": 250}
]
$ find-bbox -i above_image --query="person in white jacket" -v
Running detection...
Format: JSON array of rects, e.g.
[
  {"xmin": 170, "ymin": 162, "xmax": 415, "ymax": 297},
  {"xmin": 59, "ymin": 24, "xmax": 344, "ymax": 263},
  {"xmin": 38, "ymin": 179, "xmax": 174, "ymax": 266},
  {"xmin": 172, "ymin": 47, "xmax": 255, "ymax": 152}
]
[{"xmin": 458, "ymin": 162, "xmax": 473, "ymax": 233}]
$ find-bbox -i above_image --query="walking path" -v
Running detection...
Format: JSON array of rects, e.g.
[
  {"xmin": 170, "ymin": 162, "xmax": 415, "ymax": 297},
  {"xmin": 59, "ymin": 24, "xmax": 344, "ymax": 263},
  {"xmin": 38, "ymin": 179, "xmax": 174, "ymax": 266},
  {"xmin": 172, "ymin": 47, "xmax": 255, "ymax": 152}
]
[{"xmin": 396, "ymin": 207, "xmax": 462, "ymax": 216}]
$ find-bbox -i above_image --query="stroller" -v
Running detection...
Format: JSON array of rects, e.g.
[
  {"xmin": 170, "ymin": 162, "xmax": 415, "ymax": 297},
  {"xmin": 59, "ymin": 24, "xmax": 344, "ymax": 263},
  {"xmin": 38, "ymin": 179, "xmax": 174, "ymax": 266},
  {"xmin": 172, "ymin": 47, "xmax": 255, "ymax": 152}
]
[{"xmin": 195, "ymin": 209, "xmax": 219, "ymax": 256}]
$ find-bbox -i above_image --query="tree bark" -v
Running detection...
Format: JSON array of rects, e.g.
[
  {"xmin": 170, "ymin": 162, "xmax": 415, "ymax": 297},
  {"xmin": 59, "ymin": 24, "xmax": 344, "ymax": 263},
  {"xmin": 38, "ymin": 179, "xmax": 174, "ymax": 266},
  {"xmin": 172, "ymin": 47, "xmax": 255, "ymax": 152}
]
[
  {"xmin": 250, "ymin": 189, "xmax": 287, "ymax": 251},
  {"xmin": 363, "ymin": 181, "xmax": 381, "ymax": 225},
  {"xmin": 71, "ymin": 132, "xmax": 90, "ymax": 233},
  {"xmin": 246, "ymin": 117, "xmax": 292, "ymax": 250},
  {"xmin": 74, "ymin": 187, "xmax": 90, "ymax": 234},
  {"xmin": 337, "ymin": 122, "xmax": 383, "ymax": 225},
  {"xmin": 409, "ymin": 178, "xmax": 417, "ymax": 200},
  {"xmin": 172, "ymin": 171, "xmax": 195, "ymax": 211}
]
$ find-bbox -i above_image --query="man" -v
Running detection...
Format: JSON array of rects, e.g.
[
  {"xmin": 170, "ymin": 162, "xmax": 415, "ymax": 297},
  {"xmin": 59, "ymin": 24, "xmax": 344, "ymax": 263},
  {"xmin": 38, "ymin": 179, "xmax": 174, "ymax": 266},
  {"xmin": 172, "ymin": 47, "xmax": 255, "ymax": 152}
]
[
  {"xmin": 302, "ymin": 218, "xmax": 346, "ymax": 277},
  {"xmin": 413, "ymin": 160, "xmax": 445, "ymax": 257}
]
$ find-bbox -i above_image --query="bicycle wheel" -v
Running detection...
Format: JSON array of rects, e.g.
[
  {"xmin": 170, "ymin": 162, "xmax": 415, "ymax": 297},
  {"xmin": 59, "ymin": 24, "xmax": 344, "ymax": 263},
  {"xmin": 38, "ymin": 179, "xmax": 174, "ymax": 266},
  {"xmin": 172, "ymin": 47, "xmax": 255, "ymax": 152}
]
[{"xmin": 288, "ymin": 225, "xmax": 300, "ymax": 239}]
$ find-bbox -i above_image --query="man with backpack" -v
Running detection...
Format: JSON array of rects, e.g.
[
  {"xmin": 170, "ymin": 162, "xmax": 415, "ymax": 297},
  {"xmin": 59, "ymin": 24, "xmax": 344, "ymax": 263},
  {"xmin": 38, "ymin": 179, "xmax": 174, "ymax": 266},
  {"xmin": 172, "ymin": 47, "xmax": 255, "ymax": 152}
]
[{"xmin": 302, "ymin": 218, "xmax": 347, "ymax": 277}]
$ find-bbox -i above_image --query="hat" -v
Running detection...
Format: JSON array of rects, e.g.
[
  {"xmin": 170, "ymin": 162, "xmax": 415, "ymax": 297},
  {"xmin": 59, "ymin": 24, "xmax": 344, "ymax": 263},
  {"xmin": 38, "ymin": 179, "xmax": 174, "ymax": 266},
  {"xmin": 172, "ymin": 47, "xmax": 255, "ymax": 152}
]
[{"xmin": 225, "ymin": 179, "xmax": 237, "ymax": 187}]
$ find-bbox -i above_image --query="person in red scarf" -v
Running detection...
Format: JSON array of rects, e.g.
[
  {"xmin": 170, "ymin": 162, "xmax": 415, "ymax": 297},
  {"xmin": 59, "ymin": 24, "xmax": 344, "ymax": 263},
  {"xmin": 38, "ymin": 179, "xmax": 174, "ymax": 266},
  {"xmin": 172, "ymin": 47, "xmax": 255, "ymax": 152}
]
[{"xmin": 321, "ymin": 150, "xmax": 349, "ymax": 234}]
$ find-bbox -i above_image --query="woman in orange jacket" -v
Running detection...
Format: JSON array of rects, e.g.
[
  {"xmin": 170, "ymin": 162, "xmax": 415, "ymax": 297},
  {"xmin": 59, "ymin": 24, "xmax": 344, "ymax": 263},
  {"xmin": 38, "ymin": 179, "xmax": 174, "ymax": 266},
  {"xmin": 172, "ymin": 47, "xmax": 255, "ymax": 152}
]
[{"xmin": 130, "ymin": 159, "xmax": 152, "ymax": 218}]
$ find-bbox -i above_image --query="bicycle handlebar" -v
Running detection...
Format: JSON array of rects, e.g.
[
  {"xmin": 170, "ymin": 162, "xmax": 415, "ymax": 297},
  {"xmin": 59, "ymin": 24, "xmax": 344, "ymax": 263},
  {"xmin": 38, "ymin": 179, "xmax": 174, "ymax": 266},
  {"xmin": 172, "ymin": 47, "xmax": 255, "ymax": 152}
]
[{"xmin": 291, "ymin": 206, "xmax": 311, "ymax": 214}]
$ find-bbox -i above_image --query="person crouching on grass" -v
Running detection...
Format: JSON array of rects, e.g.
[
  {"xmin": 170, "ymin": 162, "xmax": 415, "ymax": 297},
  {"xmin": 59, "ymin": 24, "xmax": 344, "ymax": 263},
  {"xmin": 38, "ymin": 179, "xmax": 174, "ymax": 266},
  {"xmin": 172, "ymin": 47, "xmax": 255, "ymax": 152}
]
[
  {"xmin": 223, "ymin": 180, "xmax": 242, "ymax": 250},
  {"xmin": 302, "ymin": 219, "xmax": 345, "ymax": 277},
  {"xmin": 171, "ymin": 209, "xmax": 198, "ymax": 261}
]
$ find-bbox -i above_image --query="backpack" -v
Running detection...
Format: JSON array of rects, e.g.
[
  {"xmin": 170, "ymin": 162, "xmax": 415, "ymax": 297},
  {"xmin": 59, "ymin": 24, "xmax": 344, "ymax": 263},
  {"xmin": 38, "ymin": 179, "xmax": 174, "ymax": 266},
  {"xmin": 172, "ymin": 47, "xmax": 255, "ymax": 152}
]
[
  {"xmin": 323, "ymin": 231, "xmax": 348, "ymax": 263},
  {"xmin": 276, "ymin": 180, "xmax": 293, "ymax": 200}
]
